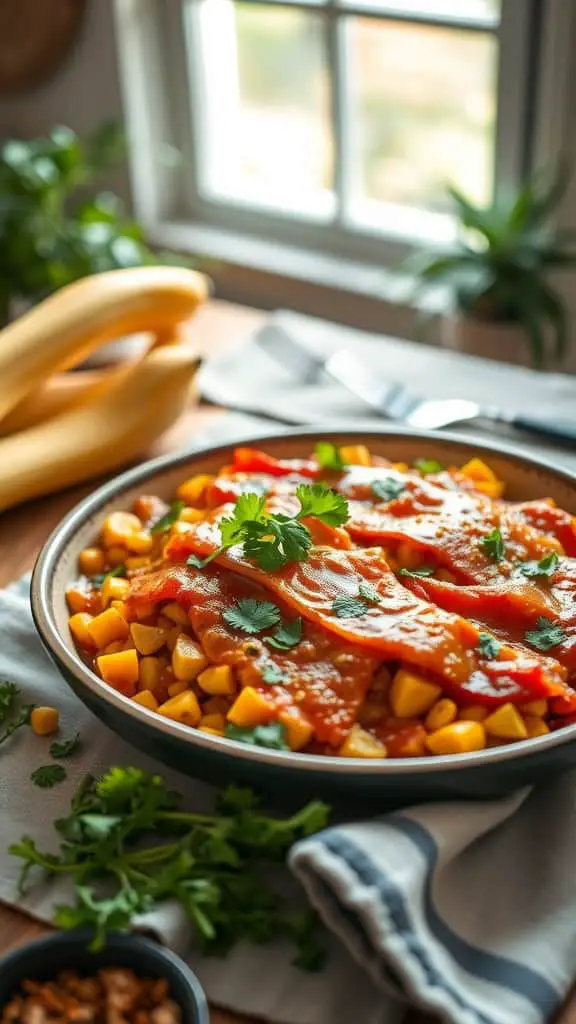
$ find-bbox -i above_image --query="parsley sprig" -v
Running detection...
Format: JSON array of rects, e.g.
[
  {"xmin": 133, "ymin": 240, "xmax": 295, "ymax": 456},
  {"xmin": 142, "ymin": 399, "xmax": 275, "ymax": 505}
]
[
  {"xmin": 0, "ymin": 681, "xmax": 34, "ymax": 748},
  {"xmin": 10, "ymin": 767, "xmax": 329, "ymax": 968},
  {"xmin": 191, "ymin": 485, "xmax": 349, "ymax": 572},
  {"xmin": 480, "ymin": 527, "xmax": 504, "ymax": 563}
]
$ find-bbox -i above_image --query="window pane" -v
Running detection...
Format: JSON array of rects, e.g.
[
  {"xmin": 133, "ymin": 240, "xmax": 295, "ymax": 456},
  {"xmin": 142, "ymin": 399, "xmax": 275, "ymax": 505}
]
[
  {"xmin": 339, "ymin": 0, "xmax": 499, "ymax": 27},
  {"xmin": 192, "ymin": 0, "xmax": 333, "ymax": 217},
  {"xmin": 347, "ymin": 19, "xmax": 497, "ymax": 223}
]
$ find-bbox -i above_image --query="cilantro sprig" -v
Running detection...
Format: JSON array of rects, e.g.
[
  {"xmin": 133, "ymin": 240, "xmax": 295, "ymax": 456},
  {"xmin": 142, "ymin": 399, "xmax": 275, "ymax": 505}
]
[
  {"xmin": 332, "ymin": 582, "xmax": 382, "ymax": 618},
  {"xmin": 150, "ymin": 500, "xmax": 185, "ymax": 535},
  {"xmin": 480, "ymin": 527, "xmax": 504, "ymax": 563},
  {"xmin": 0, "ymin": 681, "xmax": 34, "ymax": 748},
  {"xmin": 371, "ymin": 478, "xmax": 405, "ymax": 502},
  {"xmin": 225, "ymin": 722, "xmax": 289, "ymax": 750},
  {"xmin": 192, "ymin": 485, "xmax": 349, "ymax": 572},
  {"xmin": 31, "ymin": 764, "xmax": 67, "ymax": 789},
  {"xmin": 50, "ymin": 734, "xmax": 81, "ymax": 759},
  {"xmin": 10, "ymin": 767, "xmax": 329, "ymax": 968},
  {"xmin": 92, "ymin": 563, "xmax": 126, "ymax": 589},
  {"xmin": 524, "ymin": 617, "xmax": 567, "ymax": 652},
  {"xmin": 265, "ymin": 618, "xmax": 303, "ymax": 650},
  {"xmin": 517, "ymin": 552, "xmax": 559, "ymax": 579},
  {"xmin": 223, "ymin": 599, "xmax": 281, "ymax": 635}
]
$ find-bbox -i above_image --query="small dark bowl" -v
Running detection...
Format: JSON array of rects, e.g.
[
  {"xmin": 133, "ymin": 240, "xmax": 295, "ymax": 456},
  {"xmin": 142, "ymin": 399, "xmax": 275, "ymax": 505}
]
[
  {"xmin": 32, "ymin": 426, "xmax": 576, "ymax": 807},
  {"xmin": 0, "ymin": 930, "xmax": 208, "ymax": 1023}
]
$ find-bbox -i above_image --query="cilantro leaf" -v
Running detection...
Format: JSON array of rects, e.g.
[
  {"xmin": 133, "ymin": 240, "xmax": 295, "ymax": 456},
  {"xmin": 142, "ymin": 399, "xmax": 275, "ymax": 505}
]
[
  {"xmin": 296, "ymin": 483, "xmax": 349, "ymax": 527},
  {"xmin": 524, "ymin": 617, "xmax": 567, "ymax": 652},
  {"xmin": 332, "ymin": 595, "xmax": 369, "ymax": 618},
  {"xmin": 220, "ymin": 491, "xmax": 267, "ymax": 546},
  {"xmin": 265, "ymin": 618, "xmax": 303, "ymax": 650},
  {"xmin": 371, "ymin": 478, "xmax": 405, "ymax": 502},
  {"xmin": 31, "ymin": 764, "xmax": 67, "ymax": 789},
  {"xmin": 150, "ymin": 500, "xmax": 185, "ymax": 535},
  {"xmin": 92, "ymin": 563, "xmax": 126, "ymax": 589},
  {"xmin": 223, "ymin": 599, "xmax": 281, "ymax": 635},
  {"xmin": 398, "ymin": 566, "xmax": 435, "ymax": 578},
  {"xmin": 480, "ymin": 527, "xmax": 504, "ymax": 562},
  {"xmin": 50, "ymin": 734, "xmax": 80, "ymax": 759},
  {"xmin": 314, "ymin": 442, "xmax": 347, "ymax": 472},
  {"xmin": 262, "ymin": 664, "xmax": 287, "ymax": 685},
  {"xmin": 186, "ymin": 554, "xmax": 207, "ymax": 569},
  {"xmin": 225, "ymin": 722, "xmax": 289, "ymax": 750},
  {"xmin": 0, "ymin": 681, "xmax": 19, "ymax": 724},
  {"xmin": 358, "ymin": 582, "xmax": 382, "ymax": 604},
  {"xmin": 517, "ymin": 551, "xmax": 559, "ymax": 579},
  {"xmin": 414, "ymin": 458, "xmax": 442, "ymax": 475},
  {"xmin": 243, "ymin": 517, "xmax": 312, "ymax": 571},
  {"xmin": 478, "ymin": 633, "xmax": 501, "ymax": 659},
  {"xmin": 0, "ymin": 703, "xmax": 35, "ymax": 747}
]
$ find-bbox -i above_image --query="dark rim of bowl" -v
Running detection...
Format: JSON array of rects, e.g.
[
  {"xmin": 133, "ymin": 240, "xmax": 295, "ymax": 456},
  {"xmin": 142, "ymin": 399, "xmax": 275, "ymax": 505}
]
[
  {"xmin": 32, "ymin": 423, "xmax": 576, "ymax": 776},
  {"xmin": 0, "ymin": 929, "xmax": 209, "ymax": 1021}
]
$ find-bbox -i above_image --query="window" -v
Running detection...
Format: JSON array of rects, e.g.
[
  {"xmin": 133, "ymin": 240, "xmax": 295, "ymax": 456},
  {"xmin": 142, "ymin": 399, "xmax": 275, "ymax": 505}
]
[{"xmin": 115, "ymin": 0, "xmax": 539, "ymax": 279}]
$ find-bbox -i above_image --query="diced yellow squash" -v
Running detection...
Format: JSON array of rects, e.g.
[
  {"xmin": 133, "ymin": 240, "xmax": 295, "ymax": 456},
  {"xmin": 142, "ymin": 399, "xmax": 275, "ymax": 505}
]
[
  {"xmin": 200, "ymin": 712, "xmax": 227, "ymax": 732},
  {"xmin": 66, "ymin": 587, "xmax": 94, "ymax": 614},
  {"xmin": 523, "ymin": 715, "xmax": 549, "ymax": 738},
  {"xmin": 132, "ymin": 690, "xmax": 159, "ymax": 711},
  {"xmin": 101, "ymin": 575, "xmax": 130, "ymax": 609},
  {"xmin": 168, "ymin": 679, "xmax": 189, "ymax": 697},
  {"xmin": 172, "ymin": 635, "xmax": 208, "ymax": 681},
  {"xmin": 130, "ymin": 622, "xmax": 170, "ymax": 656},
  {"xmin": 227, "ymin": 686, "xmax": 275, "ymax": 728},
  {"xmin": 390, "ymin": 669, "xmax": 441, "ymax": 718},
  {"xmin": 101, "ymin": 511, "xmax": 142, "ymax": 548},
  {"xmin": 79, "ymin": 547, "xmax": 106, "ymax": 576},
  {"xmin": 425, "ymin": 698, "xmax": 457, "ymax": 732},
  {"xmin": 138, "ymin": 656, "xmax": 163, "ymax": 693},
  {"xmin": 459, "ymin": 458, "xmax": 504, "ymax": 499},
  {"xmin": 484, "ymin": 703, "xmax": 528, "ymax": 741},
  {"xmin": 87, "ymin": 607, "xmax": 129, "ymax": 649},
  {"xmin": 338, "ymin": 724, "xmax": 387, "ymax": 758},
  {"xmin": 177, "ymin": 473, "xmax": 215, "ymax": 506},
  {"xmin": 97, "ymin": 649, "xmax": 139, "ymax": 694},
  {"xmin": 425, "ymin": 721, "xmax": 486, "ymax": 755},
  {"xmin": 520, "ymin": 700, "xmax": 547, "ymax": 717},
  {"xmin": 30, "ymin": 706, "xmax": 59, "ymax": 736},
  {"xmin": 157, "ymin": 690, "xmax": 201, "ymax": 726},
  {"xmin": 338, "ymin": 444, "xmax": 371, "ymax": 467},
  {"xmin": 68, "ymin": 612, "xmax": 95, "ymax": 648},
  {"xmin": 197, "ymin": 665, "xmax": 236, "ymax": 696},
  {"xmin": 459, "ymin": 705, "xmax": 488, "ymax": 722},
  {"xmin": 179, "ymin": 507, "xmax": 205, "ymax": 524},
  {"xmin": 161, "ymin": 601, "xmax": 189, "ymax": 625},
  {"xmin": 279, "ymin": 710, "xmax": 314, "ymax": 751}
]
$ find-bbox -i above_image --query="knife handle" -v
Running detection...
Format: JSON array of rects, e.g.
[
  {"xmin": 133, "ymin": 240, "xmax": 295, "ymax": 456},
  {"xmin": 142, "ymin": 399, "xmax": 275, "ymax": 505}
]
[{"xmin": 509, "ymin": 413, "xmax": 576, "ymax": 445}]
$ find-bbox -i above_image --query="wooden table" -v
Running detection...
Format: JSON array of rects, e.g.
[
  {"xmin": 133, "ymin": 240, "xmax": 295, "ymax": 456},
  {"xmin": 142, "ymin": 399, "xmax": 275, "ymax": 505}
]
[{"xmin": 0, "ymin": 299, "xmax": 573, "ymax": 1024}]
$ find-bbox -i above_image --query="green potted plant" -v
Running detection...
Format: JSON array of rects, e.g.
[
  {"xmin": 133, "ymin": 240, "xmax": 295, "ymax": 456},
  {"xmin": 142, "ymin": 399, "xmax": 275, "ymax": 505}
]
[
  {"xmin": 407, "ymin": 161, "xmax": 576, "ymax": 369},
  {"xmin": 0, "ymin": 123, "xmax": 190, "ymax": 364}
]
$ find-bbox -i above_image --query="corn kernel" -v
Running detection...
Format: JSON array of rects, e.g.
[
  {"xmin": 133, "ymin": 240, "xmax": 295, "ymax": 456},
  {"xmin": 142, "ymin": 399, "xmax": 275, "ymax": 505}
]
[
  {"xmin": 200, "ymin": 712, "xmax": 227, "ymax": 732},
  {"xmin": 172, "ymin": 635, "xmax": 208, "ymax": 681},
  {"xmin": 125, "ymin": 556, "xmax": 151, "ymax": 571},
  {"xmin": 68, "ymin": 612, "xmax": 95, "ymax": 648},
  {"xmin": 66, "ymin": 588, "xmax": 92, "ymax": 615},
  {"xmin": 484, "ymin": 703, "xmax": 528, "ymax": 741},
  {"xmin": 179, "ymin": 507, "xmax": 205, "ymax": 524},
  {"xmin": 339, "ymin": 724, "xmax": 387, "ymax": 758},
  {"xmin": 279, "ymin": 710, "xmax": 314, "ymax": 751},
  {"xmin": 130, "ymin": 622, "xmax": 170, "ymax": 656},
  {"xmin": 97, "ymin": 649, "xmax": 139, "ymax": 695},
  {"xmin": 520, "ymin": 700, "xmax": 547, "ymax": 717},
  {"xmin": 102, "ymin": 511, "xmax": 142, "ymax": 548},
  {"xmin": 106, "ymin": 545, "xmax": 128, "ymax": 567},
  {"xmin": 338, "ymin": 445, "xmax": 371, "ymax": 467},
  {"xmin": 177, "ymin": 474, "xmax": 215, "ymax": 506},
  {"xmin": 127, "ymin": 531, "xmax": 154, "ymax": 555},
  {"xmin": 132, "ymin": 690, "xmax": 159, "ymax": 711},
  {"xmin": 390, "ymin": 669, "xmax": 441, "ymax": 718},
  {"xmin": 161, "ymin": 602, "xmax": 189, "ymax": 626},
  {"xmin": 79, "ymin": 547, "xmax": 106, "ymax": 576},
  {"xmin": 101, "ymin": 576, "xmax": 130, "ymax": 609},
  {"xmin": 227, "ymin": 687, "xmax": 275, "ymax": 727},
  {"xmin": 459, "ymin": 705, "xmax": 488, "ymax": 722},
  {"xmin": 157, "ymin": 690, "xmax": 201, "ymax": 726},
  {"xmin": 197, "ymin": 665, "xmax": 236, "ymax": 696},
  {"xmin": 523, "ymin": 715, "xmax": 549, "ymax": 738},
  {"xmin": 426, "ymin": 721, "xmax": 486, "ymax": 755},
  {"xmin": 138, "ymin": 656, "xmax": 163, "ymax": 692},
  {"xmin": 30, "ymin": 706, "xmax": 59, "ymax": 737},
  {"xmin": 168, "ymin": 679, "xmax": 189, "ymax": 697},
  {"xmin": 86, "ymin": 607, "xmax": 129, "ymax": 649},
  {"xmin": 425, "ymin": 698, "xmax": 457, "ymax": 732}
]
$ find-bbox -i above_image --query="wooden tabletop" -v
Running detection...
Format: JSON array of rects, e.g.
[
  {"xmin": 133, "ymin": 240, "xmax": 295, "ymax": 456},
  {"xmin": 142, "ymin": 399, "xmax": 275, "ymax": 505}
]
[{"xmin": 0, "ymin": 298, "xmax": 574, "ymax": 1024}]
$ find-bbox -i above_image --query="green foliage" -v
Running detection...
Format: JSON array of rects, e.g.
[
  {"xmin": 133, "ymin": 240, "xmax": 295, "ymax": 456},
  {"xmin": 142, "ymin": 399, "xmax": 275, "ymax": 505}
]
[
  {"xmin": 0, "ymin": 123, "xmax": 188, "ymax": 317},
  {"xmin": 407, "ymin": 159, "xmax": 576, "ymax": 367}
]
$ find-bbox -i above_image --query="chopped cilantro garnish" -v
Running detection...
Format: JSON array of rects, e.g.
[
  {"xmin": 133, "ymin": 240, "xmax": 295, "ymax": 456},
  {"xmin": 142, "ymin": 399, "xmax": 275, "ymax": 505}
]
[
  {"xmin": 223, "ymin": 599, "xmax": 281, "ymax": 635},
  {"xmin": 150, "ymin": 500, "xmax": 185, "ymax": 535},
  {"xmin": 265, "ymin": 618, "xmax": 303, "ymax": 650},
  {"xmin": 92, "ymin": 563, "xmax": 126, "ymax": 588},
  {"xmin": 225, "ymin": 722, "xmax": 289, "ymax": 751},
  {"xmin": 517, "ymin": 551, "xmax": 559, "ymax": 579},
  {"xmin": 295, "ymin": 484, "xmax": 349, "ymax": 527},
  {"xmin": 261, "ymin": 664, "xmax": 287, "ymax": 685},
  {"xmin": 371, "ymin": 478, "xmax": 405, "ymax": 502},
  {"xmin": 358, "ymin": 582, "xmax": 382, "ymax": 604},
  {"xmin": 314, "ymin": 442, "xmax": 347, "ymax": 471},
  {"xmin": 332, "ymin": 595, "xmax": 369, "ymax": 618},
  {"xmin": 480, "ymin": 527, "xmax": 504, "ymax": 562},
  {"xmin": 414, "ymin": 458, "xmax": 442, "ymax": 475},
  {"xmin": 50, "ymin": 734, "xmax": 81, "ymax": 759},
  {"xmin": 398, "ymin": 566, "xmax": 435, "ymax": 578},
  {"xmin": 478, "ymin": 633, "xmax": 501, "ymax": 659},
  {"xmin": 524, "ymin": 617, "xmax": 567, "ymax": 652},
  {"xmin": 31, "ymin": 764, "xmax": 67, "ymax": 789}
]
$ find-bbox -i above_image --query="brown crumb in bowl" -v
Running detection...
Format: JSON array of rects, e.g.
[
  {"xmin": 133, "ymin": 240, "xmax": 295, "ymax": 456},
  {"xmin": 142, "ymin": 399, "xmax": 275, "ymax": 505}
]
[{"xmin": 0, "ymin": 968, "xmax": 181, "ymax": 1024}]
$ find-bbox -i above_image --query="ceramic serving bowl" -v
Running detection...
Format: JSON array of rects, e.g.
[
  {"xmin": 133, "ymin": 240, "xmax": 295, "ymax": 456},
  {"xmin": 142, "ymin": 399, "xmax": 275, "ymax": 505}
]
[
  {"xmin": 0, "ymin": 930, "xmax": 208, "ymax": 1022},
  {"xmin": 32, "ymin": 427, "xmax": 576, "ymax": 808}
]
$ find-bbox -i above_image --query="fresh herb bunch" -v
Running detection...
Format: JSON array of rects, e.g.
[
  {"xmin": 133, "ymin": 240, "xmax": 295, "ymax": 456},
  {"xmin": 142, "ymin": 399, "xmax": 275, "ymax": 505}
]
[
  {"xmin": 10, "ymin": 767, "xmax": 329, "ymax": 967},
  {"xmin": 189, "ymin": 484, "xmax": 349, "ymax": 572}
]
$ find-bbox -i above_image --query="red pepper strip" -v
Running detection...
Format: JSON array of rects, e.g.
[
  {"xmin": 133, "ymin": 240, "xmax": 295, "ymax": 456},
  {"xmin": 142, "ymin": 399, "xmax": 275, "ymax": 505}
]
[
  {"xmin": 511, "ymin": 500, "xmax": 576, "ymax": 557},
  {"xmin": 165, "ymin": 514, "xmax": 567, "ymax": 704},
  {"xmin": 126, "ymin": 564, "xmax": 378, "ymax": 745},
  {"xmin": 231, "ymin": 447, "xmax": 318, "ymax": 478}
]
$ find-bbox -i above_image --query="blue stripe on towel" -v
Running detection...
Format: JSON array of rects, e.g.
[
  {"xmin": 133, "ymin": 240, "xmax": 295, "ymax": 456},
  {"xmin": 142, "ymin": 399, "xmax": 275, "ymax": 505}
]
[{"xmin": 322, "ymin": 822, "xmax": 559, "ymax": 1023}]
